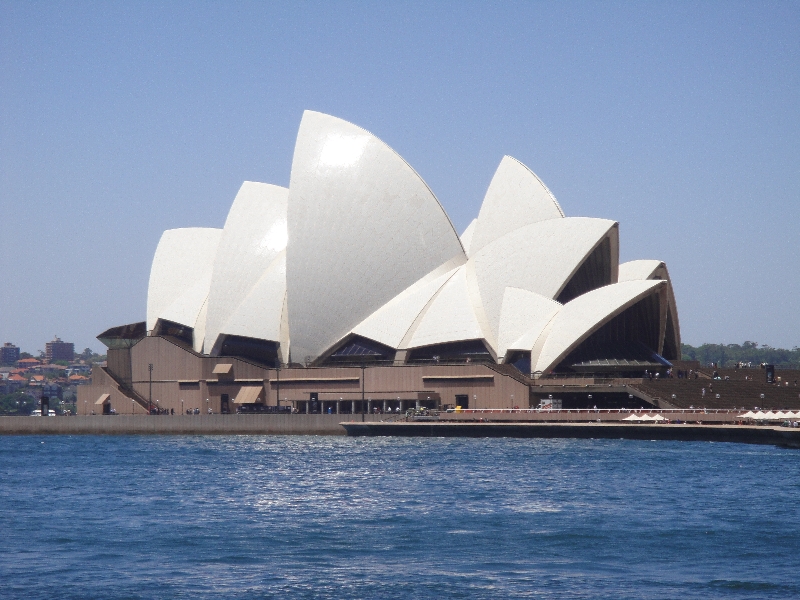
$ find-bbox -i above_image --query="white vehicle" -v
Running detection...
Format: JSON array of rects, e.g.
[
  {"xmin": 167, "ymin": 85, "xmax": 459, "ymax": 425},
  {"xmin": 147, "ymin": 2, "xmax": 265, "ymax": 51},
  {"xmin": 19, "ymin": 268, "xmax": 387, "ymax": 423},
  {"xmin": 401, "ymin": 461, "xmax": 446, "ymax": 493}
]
[
  {"xmin": 30, "ymin": 409, "xmax": 56, "ymax": 416},
  {"xmin": 538, "ymin": 398, "xmax": 562, "ymax": 410}
]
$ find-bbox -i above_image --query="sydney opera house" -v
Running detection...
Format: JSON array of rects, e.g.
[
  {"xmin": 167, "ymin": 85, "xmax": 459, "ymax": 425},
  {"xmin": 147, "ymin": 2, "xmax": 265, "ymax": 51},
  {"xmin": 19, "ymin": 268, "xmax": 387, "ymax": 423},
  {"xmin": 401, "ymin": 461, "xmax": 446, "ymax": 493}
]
[{"xmin": 79, "ymin": 111, "xmax": 680, "ymax": 415}]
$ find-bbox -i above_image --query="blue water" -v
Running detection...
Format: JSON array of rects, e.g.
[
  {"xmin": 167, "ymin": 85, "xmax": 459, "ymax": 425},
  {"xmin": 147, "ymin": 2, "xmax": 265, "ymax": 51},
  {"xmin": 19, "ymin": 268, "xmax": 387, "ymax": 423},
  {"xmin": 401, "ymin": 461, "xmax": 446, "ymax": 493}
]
[{"xmin": 1, "ymin": 436, "xmax": 799, "ymax": 599}]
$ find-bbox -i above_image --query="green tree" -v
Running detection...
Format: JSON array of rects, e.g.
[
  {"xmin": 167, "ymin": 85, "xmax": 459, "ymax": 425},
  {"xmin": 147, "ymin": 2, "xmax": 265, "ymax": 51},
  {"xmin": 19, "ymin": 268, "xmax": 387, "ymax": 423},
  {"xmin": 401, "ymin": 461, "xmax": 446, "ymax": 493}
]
[
  {"xmin": 0, "ymin": 393, "xmax": 37, "ymax": 415},
  {"xmin": 681, "ymin": 342, "xmax": 800, "ymax": 368}
]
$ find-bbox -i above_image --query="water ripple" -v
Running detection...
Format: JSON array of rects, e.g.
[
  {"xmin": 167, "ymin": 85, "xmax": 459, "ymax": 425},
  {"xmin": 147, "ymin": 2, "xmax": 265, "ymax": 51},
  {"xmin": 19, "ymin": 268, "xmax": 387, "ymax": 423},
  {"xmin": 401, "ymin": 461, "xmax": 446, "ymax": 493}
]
[{"xmin": 1, "ymin": 435, "xmax": 799, "ymax": 599}]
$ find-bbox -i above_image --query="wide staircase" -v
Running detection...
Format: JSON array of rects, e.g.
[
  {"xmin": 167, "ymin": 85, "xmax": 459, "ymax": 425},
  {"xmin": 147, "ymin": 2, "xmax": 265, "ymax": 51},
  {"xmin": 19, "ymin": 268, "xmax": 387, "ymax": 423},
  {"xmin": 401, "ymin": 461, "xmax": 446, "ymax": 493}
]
[
  {"xmin": 485, "ymin": 362, "xmax": 535, "ymax": 386},
  {"xmin": 630, "ymin": 368, "xmax": 800, "ymax": 410}
]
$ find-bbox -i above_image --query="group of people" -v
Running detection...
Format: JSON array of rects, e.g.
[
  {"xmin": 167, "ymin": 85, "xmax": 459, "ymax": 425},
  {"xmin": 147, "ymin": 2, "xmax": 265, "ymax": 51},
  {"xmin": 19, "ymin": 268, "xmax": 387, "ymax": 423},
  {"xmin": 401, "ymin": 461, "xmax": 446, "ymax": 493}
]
[{"xmin": 643, "ymin": 369, "xmax": 684, "ymax": 380}]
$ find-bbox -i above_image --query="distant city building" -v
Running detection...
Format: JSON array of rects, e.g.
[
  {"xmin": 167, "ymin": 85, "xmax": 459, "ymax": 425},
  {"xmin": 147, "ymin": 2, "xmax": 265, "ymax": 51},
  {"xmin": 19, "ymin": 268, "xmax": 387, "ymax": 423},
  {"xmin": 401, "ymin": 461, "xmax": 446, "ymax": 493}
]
[
  {"xmin": 17, "ymin": 358, "xmax": 41, "ymax": 371},
  {"xmin": 1, "ymin": 342, "xmax": 20, "ymax": 365},
  {"xmin": 41, "ymin": 382, "xmax": 63, "ymax": 400},
  {"xmin": 45, "ymin": 337, "xmax": 74, "ymax": 363}
]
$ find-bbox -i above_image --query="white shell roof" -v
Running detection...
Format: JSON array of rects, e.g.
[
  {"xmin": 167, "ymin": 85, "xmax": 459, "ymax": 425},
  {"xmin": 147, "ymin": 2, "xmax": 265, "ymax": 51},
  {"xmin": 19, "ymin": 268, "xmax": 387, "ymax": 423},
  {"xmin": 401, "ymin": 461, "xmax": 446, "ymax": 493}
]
[
  {"xmin": 469, "ymin": 156, "xmax": 565, "ymax": 256},
  {"xmin": 470, "ymin": 217, "xmax": 617, "ymax": 343},
  {"xmin": 352, "ymin": 265, "xmax": 459, "ymax": 349},
  {"xmin": 191, "ymin": 299, "xmax": 210, "ymax": 353},
  {"xmin": 460, "ymin": 219, "xmax": 477, "ymax": 256},
  {"xmin": 204, "ymin": 182, "xmax": 288, "ymax": 353},
  {"xmin": 146, "ymin": 227, "xmax": 222, "ymax": 332},
  {"xmin": 141, "ymin": 110, "xmax": 678, "ymax": 373},
  {"xmin": 497, "ymin": 288, "xmax": 562, "ymax": 360},
  {"xmin": 286, "ymin": 110, "xmax": 465, "ymax": 362},
  {"xmin": 211, "ymin": 251, "xmax": 286, "ymax": 348},
  {"xmin": 618, "ymin": 259, "xmax": 681, "ymax": 357},
  {"xmin": 618, "ymin": 259, "xmax": 663, "ymax": 282},
  {"xmin": 158, "ymin": 278, "xmax": 213, "ymax": 335},
  {"xmin": 406, "ymin": 266, "xmax": 486, "ymax": 349},
  {"xmin": 532, "ymin": 279, "xmax": 665, "ymax": 375}
]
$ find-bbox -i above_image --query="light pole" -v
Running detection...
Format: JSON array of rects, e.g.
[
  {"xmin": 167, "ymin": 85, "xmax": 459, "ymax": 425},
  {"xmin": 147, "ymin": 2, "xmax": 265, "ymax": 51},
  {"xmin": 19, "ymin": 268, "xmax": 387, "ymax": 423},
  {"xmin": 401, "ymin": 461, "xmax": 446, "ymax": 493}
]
[
  {"xmin": 206, "ymin": 398, "xmax": 209, "ymax": 414},
  {"xmin": 181, "ymin": 399, "xmax": 184, "ymax": 415},
  {"xmin": 156, "ymin": 399, "xmax": 159, "ymax": 414},
  {"xmin": 131, "ymin": 399, "xmax": 134, "ymax": 415},
  {"xmin": 361, "ymin": 361, "xmax": 366, "ymax": 413},
  {"xmin": 148, "ymin": 363, "xmax": 153, "ymax": 413}
]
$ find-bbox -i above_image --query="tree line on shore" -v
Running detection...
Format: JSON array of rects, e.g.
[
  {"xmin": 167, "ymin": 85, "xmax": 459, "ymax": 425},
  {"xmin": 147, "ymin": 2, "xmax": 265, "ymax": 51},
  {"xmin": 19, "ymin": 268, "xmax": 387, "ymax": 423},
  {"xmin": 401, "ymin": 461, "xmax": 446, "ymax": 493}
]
[{"xmin": 681, "ymin": 341, "xmax": 800, "ymax": 369}]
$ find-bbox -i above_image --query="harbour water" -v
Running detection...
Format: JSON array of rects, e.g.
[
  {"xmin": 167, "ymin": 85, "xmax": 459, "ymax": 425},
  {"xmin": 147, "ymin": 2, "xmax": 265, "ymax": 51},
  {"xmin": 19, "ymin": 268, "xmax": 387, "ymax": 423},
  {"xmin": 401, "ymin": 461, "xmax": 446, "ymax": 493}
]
[{"xmin": 1, "ymin": 435, "xmax": 799, "ymax": 599}]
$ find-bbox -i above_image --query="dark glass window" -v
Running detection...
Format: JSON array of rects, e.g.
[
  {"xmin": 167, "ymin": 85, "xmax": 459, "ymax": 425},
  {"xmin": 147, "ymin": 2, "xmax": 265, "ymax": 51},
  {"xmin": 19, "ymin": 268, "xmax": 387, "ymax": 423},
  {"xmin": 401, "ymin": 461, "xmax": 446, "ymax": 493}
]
[
  {"xmin": 219, "ymin": 335, "xmax": 280, "ymax": 368},
  {"xmin": 407, "ymin": 340, "xmax": 492, "ymax": 364}
]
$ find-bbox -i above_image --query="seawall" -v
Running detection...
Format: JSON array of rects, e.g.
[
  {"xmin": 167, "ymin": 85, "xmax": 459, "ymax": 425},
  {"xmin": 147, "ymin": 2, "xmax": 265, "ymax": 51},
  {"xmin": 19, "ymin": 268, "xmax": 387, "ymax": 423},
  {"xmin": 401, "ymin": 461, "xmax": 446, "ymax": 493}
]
[
  {"xmin": 340, "ymin": 421, "xmax": 800, "ymax": 448},
  {"xmin": 0, "ymin": 414, "xmax": 383, "ymax": 436}
]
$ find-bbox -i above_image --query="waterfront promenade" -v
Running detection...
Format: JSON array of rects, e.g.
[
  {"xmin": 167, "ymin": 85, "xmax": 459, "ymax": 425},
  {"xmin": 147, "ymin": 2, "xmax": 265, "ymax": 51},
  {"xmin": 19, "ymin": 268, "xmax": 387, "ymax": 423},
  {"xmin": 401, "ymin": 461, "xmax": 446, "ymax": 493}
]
[
  {"xmin": 3, "ymin": 412, "xmax": 800, "ymax": 448},
  {"xmin": 0, "ymin": 414, "xmax": 382, "ymax": 436}
]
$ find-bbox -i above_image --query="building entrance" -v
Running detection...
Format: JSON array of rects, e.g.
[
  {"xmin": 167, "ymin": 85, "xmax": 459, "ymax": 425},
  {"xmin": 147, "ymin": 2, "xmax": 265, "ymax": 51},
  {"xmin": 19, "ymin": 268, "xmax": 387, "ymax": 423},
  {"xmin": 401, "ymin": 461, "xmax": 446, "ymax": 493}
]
[{"xmin": 455, "ymin": 394, "xmax": 469, "ymax": 409}]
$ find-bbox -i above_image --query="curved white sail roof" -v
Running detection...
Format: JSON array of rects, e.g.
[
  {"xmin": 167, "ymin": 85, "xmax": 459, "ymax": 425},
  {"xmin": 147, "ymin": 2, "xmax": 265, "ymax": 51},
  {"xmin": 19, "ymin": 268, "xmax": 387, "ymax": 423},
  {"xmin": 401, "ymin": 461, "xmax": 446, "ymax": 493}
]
[
  {"xmin": 460, "ymin": 219, "xmax": 477, "ymax": 256},
  {"xmin": 211, "ymin": 251, "xmax": 287, "ymax": 349},
  {"xmin": 470, "ymin": 217, "xmax": 617, "ymax": 342},
  {"xmin": 619, "ymin": 259, "xmax": 681, "ymax": 358},
  {"xmin": 618, "ymin": 259, "xmax": 663, "ymax": 282},
  {"xmin": 140, "ymin": 110, "xmax": 679, "ymax": 374},
  {"xmin": 204, "ymin": 182, "xmax": 289, "ymax": 353},
  {"xmin": 497, "ymin": 288, "xmax": 562, "ymax": 360},
  {"xmin": 286, "ymin": 110, "xmax": 465, "ymax": 362},
  {"xmin": 469, "ymin": 156, "xmax": 565, "ymax": 256},
  {"xmin": 406, "ymin": 266, "xmax": 486, "ymax": 350},
  {"xmin": 158, "ymin": 279, "xmax": 213, "ymax": 339},
  {"xmin": 351, "ymin": 265, "xmax": 460, "ymax": 349},
  {"xmin": 146, "ymin": 227, "xmax": 222, "ymax": 332},
  {"xmin": 531, "ymin": 279, "xmax": 665, "ymax": 375}
]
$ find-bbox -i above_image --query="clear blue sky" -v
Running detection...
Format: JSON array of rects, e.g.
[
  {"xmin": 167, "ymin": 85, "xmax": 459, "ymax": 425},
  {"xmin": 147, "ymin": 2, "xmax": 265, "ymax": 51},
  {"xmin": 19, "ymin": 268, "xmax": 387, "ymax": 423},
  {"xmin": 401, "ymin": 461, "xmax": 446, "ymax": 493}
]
[{"xmin": 1, "ymin": 1, "xmax": 798, "ymax": 355}]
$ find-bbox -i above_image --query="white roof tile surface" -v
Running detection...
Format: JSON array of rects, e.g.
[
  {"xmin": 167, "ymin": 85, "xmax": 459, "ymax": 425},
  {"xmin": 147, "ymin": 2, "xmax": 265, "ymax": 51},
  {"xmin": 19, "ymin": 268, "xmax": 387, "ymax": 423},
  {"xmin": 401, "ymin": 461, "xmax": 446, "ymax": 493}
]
[
  {"xmin": 146, "ymin": 227, "xmax": 222, "ymax": 332},
  {"xmin": 407, "ymin": 266, "xmax": 485, "ymax": 349},
  {"xmin": 205, "ymin": 182, "xmax": 289, "ymax": 353},
  {"xmin": 532, "ymin": 279, "xmax": 665, "ymax": 374},
  {"xmin": 460, "ymin": 219, "xmax": 477, "ymax": 256},
  {"xmin": 469, "ymin": 156, "xmax": 565, "ymax": 255},
  {"xmin": 352, "ymin": 266, "xmax": 460, "ymax": 349},
  {"xmin": 213, "ymin": 251, "xmax": 286, "ymax": 348},
  {"xmin": 286, "ymin": 111, "xmax": 465, "ymax": 361},
  {"xmin": 618, "ymin": 259, "xmax": 681, "ymax": 357},
  {"xmin": 618, "ymin": 259, "xmax": 663, "ymax": 282},
  {"xmin": 497, "ymin": 288, "xmax": 562, "ymax": 360},
  {"xmin": 143, "ymin": 111, "xmax": 679, "ymax": 373},
  {"xmin": 471, "ymin": 217, "xmax": 617, "ymax": 342}
]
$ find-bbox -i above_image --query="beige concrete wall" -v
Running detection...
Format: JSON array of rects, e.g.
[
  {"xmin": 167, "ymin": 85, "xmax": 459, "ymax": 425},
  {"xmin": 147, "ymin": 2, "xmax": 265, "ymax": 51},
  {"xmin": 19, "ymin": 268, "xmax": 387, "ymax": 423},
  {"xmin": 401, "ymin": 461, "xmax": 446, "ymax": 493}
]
[
  {"xmin": 77, "ymin": 366, "xmax": 148, "ymax": 415},
  {"xmin": 89, "ymin": 336, "xmax": 534, "ymax": 416}
]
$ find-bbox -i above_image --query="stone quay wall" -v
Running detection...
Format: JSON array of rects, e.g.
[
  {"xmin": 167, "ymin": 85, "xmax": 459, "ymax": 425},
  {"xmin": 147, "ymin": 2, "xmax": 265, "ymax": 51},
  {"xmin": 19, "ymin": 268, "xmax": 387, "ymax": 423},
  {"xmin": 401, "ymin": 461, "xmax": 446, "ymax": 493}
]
[{"xmin": 0, "ymin": 414, "xmax": 384, "ymax": 436}]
